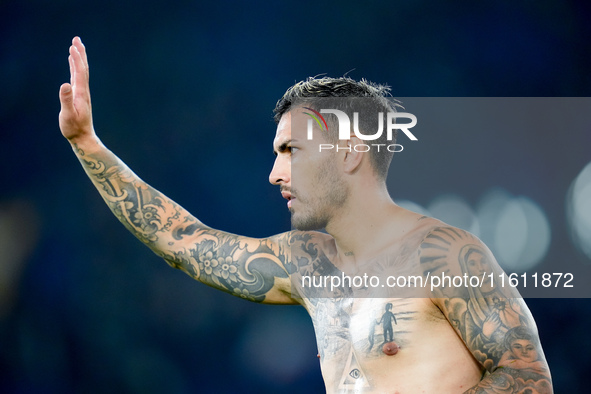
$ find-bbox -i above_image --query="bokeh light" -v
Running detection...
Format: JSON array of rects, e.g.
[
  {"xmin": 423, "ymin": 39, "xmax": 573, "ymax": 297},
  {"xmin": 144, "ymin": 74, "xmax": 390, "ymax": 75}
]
[
  {"xmin": 567, "ymin": 161, "xmax": 591, "ymax": 261},
  {"xmin": 477, "ymin": 189, "xmax": 551, "ymax": 272},
  {"xmin": 399, "ymin": 189, "xmax": 551, "ymax": 272},
  {"xmin": 428, "ymin": 194, "xmax": 480, "ymax": 236}
]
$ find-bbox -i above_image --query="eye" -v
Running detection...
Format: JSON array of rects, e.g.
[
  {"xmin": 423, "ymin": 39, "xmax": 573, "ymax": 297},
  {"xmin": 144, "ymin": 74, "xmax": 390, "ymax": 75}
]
[{"xmin": 289, "ymin": 146, "xmax": 299, "ymax": 153}]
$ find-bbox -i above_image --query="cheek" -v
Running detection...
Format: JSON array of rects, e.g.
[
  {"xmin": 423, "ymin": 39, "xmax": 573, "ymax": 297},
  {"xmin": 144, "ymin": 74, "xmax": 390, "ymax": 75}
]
[
  {"xmin": 524, "ymin": 348, "xmax": 537, "ymax": 358},
  {"xmin": 291, "ymin": 154, "xmax": 312, "ymax": 180}
]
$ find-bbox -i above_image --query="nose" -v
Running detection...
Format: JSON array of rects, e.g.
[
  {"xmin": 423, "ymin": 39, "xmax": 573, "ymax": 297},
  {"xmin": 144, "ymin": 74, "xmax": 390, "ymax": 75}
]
[{"xmin": 269, "ymin": 155, "xmax": 290, "ymax": 185}]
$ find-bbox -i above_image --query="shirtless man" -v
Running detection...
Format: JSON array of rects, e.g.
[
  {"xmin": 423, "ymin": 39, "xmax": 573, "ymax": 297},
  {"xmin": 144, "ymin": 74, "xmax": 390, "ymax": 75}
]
[{"xmin": 59, "ymin": 37, "xmax": 553, "ymax": 393}]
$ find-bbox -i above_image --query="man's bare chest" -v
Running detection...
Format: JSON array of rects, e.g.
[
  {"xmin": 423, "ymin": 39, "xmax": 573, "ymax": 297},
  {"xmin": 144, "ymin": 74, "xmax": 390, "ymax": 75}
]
[
  {"xmin": 305, "ymin": 297, "xmax": 452, "ymax": 391},
  {"xmin": 309, "ymin": 297, "xmax": 443, "ymax": 358}
]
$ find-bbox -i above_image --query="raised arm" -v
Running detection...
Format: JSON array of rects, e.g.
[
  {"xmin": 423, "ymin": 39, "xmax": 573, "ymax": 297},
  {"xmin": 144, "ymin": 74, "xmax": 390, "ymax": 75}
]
[
  {"xmin": 419, "ymin": 227, "xmax": 552, "ymax": 393},
  {"xmin": 58, "ymin": 37, "xmax": 301, "ymax": 304}
]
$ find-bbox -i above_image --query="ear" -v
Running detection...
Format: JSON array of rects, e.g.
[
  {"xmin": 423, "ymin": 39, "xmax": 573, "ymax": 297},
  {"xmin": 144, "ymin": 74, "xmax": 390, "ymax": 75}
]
[{"xmin": 337, "ymin": 136, "xmax": 365, "ymax": 175}]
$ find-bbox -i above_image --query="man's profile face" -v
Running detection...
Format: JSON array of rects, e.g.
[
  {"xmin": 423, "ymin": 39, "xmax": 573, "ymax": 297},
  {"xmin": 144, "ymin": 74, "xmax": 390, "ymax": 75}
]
[{"xmin": 269, "ymin": 108, "xmax": 349, "ymax": 230}]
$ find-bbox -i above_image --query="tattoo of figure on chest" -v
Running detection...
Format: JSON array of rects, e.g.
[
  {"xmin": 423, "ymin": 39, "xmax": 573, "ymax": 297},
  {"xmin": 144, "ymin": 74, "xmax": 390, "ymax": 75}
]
[
  {"xmin": 312, "ymin": 298, "xmax": 415, "ymax": 363},
  {"xmin": 310, "ymin": 297, "xmax": 419, "ymax": 391}
]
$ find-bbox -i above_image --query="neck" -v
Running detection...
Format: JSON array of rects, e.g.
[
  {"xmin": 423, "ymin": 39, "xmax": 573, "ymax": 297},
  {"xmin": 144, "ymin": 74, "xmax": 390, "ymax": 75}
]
[{"xmin": 325, "ymin": 180, "xmax": 401, "ymax": 263}]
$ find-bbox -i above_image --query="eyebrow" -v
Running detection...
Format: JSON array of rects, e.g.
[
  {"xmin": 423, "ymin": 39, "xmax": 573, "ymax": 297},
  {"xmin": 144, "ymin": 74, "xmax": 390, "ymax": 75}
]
[{"xmin": 273, "ymin": 139, "xmax": 293, "ymax": 156}]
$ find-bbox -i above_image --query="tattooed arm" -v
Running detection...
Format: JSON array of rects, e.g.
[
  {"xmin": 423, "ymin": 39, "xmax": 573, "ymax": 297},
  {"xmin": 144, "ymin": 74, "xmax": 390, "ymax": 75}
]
[
  {"xmin": 419, "ymin": 227, "xmax": 553, "ymax": 393},
  {"xmin": 58, "ymin": 37, "xmax": 303, "ymax": 304}
]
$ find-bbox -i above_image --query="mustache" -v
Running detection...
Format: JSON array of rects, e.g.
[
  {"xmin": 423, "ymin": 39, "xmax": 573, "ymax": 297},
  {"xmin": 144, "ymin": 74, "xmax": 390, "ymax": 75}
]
[{"xmin": 281, "ymin": 186, "xmax": 299, "ymax": 200}]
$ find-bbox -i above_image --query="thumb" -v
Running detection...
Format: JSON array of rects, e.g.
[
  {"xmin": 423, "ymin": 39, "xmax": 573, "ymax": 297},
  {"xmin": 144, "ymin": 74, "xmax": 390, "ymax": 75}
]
[{"xmin": 59, "ymin": 83, "xmax": 73, "ymax": 106}]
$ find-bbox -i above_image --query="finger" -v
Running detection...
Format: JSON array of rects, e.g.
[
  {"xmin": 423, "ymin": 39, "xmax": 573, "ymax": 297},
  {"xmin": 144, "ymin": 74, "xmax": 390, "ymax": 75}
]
[
  {"xmin": 59, "ymin": 83, "xmax": 74, "ymax": 112},
  {"xmin": 68, "ymin": 54, "xmax": 74, "ymax": 86},
  {"xmin": 72, "ymin": 37, "xmax": 89, "ymax": 76},
  {"xmin": 70, "ymin": 45, "xmax": 88, "ymax": 96},
  {"xmin": 69, "ymin": 46, "xmax": 77, "ymax": 86},
  {"xmin": 60, "ymin": 83, "xmax": 73, "ymax": 102}
]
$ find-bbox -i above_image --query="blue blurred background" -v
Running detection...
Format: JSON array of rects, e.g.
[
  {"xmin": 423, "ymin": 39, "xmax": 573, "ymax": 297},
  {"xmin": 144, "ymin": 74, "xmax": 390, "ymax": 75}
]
[{"xmin": 1, "ymin": 0, "xmax": 590, "ymax": 392}]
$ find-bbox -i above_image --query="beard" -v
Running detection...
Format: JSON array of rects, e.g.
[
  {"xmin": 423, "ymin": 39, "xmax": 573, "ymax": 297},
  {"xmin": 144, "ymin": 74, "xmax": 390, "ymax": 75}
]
[
  {"xmin": 290, "ymin": 158, "xmax": 349, "ymax": 231},
  {"xmin": 290, "ymin": 204, "xmax": 330, "ymax": 231}
]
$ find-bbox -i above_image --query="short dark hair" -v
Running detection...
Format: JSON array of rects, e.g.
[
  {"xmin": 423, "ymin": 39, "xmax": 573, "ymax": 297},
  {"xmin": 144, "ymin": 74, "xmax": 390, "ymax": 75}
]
[{"xmin": 273, "ymin": 76, "xmax": 400, "ymax": 180}]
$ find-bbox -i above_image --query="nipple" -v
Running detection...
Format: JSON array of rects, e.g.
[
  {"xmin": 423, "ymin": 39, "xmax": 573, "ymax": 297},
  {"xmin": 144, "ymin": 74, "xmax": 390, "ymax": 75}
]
[{"xmin": 382, "ymin": 342, "xmax": 400, "ymax": 356}]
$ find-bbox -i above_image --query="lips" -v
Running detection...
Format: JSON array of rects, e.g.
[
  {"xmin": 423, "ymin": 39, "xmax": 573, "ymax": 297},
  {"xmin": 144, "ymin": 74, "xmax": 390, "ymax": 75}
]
[
  {"xmin": 281, "ymin": 190, "xmax": 294, "ymax": 208},
  {"xmin": 281, "ymin": 190, "xmax": 291, "ymax": 200}
]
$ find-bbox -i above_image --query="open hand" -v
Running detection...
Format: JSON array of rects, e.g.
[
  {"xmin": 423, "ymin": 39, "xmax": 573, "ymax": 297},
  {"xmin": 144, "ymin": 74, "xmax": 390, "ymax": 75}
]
[{"xmin": 59, "ymin": 37, "xmax": 96, "ymax": 145}]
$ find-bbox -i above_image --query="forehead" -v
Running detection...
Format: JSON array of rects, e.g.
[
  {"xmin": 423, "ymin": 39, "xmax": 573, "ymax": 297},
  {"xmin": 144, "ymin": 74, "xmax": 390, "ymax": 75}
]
[
  {"xmin": 273, "ymin": 108, "xmax": 311, "ymax": 147},
  {"xmin": 512, "ymin": 339, "xmax": 533, "ymax": 345},
  {"xmin": 274, "ymin": 112, "xmax": 291, "ymax": 146}
]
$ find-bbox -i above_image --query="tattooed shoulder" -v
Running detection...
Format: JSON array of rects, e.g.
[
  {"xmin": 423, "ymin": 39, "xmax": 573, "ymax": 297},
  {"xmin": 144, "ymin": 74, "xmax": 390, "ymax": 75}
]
[{"xmin": 419, "ymin": 226, "xmax": 553, "ymax": 393}]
